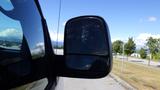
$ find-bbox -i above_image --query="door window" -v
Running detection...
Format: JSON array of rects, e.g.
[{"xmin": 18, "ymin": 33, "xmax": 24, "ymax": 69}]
[
  {"xmin": 0, "ymin": 1, "xmax": 47, "ymax": 89},
  {"xmin": 0, "ymin": 0, "xmax": 22, "ymax": 50}
]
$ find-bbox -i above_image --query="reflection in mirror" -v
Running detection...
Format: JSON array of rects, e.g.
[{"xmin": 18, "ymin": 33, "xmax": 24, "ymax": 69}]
[
  {"xmin": 64, "ymin": 16, "xmax": 112, "ymax": 73},
  {"xmin": 0, "ymin": 2, "xmax": 22, "ymax": 50},
  {"xmin": 0, "ymin": 0, "xmax": 45, "ymax": 59},
  {"xmin": 65, "ymin": 17, "xmax": 108, "ymax": 56},
  {"xmin": 0, "ymin": 0, "xmax": 34, "ymax": 76},
  {"xmin": 0, "ymin": 0, "xmax": 14, "ymax": 10},
  {"xmin": 0, "ymin": 14, "xmax": 22, "ymax": 50},
  {"xmin": 0, "ymin": 0, "xmax": 47, "ymax": 88},
  {"xmin": 0, "ymin": 1, "xmax": 32, "ymax": 85},
  {"xmin": 66, "ymin": 55, "xmax": 107, "ymax": 71}
]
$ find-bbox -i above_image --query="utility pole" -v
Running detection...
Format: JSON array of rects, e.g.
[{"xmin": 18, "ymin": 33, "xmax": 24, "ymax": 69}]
[
  {"xmin": 148, "ymin": 54, "xmax": 151, "ymax": 66},
  {"xmin": 56, "ymin": 0, "xmax": 62, "ymax": 54},
  {"xmin": 121, "ymin": 42, "xmax": 125, "ymax": 73}
]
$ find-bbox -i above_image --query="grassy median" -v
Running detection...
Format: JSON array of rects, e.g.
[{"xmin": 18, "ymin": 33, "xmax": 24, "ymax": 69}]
[{"xmin": 112, "ymin": 59, "xmax": 160, "ymax": 90}]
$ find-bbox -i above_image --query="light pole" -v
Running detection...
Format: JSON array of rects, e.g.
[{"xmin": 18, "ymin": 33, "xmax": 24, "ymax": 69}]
[
  {"xmin": 148, "ymin": 52, "xmax": 151, "ymax": 66},
  {"xmin": 121, "ymin": 42, "xmax": 125, "ymax": 73},
  {"xmin": 146, "ymin": 47, "xmax": 151, "ymax": 66}
]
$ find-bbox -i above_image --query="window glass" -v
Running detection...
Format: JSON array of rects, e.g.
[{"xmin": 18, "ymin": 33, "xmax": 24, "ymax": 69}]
[
  {"xmin": 0, "ymin": 0, "xmax": 22, "ymax": 50},
  {"xmin": 0, "ymin": 0, "xmax": 45, "ymax": 58},
  {"xmin": 39, "ymin": 0, "xmax": 64, "ymax": 55},
  {"xmin": 0, "ymin": 0, "xmax": 14, "ymax": 10},
  {"xmin": 0, "ymin": 1, "xmax": 47, "ymax": 89}
]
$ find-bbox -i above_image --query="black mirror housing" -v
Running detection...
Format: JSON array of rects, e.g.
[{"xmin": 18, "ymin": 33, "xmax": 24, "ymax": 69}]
[{"xmin": 58, "ymin": 16, "xmax": 112, "ymax": 78}]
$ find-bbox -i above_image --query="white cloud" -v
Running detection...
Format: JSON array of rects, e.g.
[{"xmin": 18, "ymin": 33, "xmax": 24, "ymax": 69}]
[
  {"xmin": 6, "ymin": 0, "xmax": 10, "ymax": 2},
  {"xmin": 36, "ymin": 42, "xmax": 44, "ymax": 47},
  {"xmin": 139, "ymin": 16, "xmax": 157, "ymax": 23},
  {"xmin": 148, "ymin": 16, "xmax": 157, "ymax": 22},
  {"xmin": 62, "ymin": 22, "xmax": 66, "ymax": 26},
  {"xmin": 31, "ymin": 42, "xmax": 45, "ymax": 55},
  {"xmin": 112, "ymin": 33, "xmax": 160, "ymax": 49},
  {"xmin": 135, "ymin": 33, "xmax": 160, "ymax": 46},
  {"xmin": 111, "ymin": 38, "xmax": 122, "ymax": 42},
  {"xmin": 0, "ymin": 28, "xmax": 22, "ymax": 38},
  {"xmin": 49, "ymin": 30, "xmax": 64, "ymax": 42}
]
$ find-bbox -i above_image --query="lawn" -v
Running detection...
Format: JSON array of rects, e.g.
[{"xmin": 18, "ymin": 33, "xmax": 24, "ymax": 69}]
[{"xmin": 112, "ymin": 59, "xmax": 160, "ymax": 90}]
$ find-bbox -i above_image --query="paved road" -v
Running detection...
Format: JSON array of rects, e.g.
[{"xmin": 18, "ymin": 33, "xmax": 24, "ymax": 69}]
[
  {"xmin": 54, "ymin": 49, "xmax": 126, "ymax": 90},
  {"xmin": 13, "ymin": 50, "xmax": 127, "ymax": 90},
  {"xmin": 62, "ymin": 75, "xmax": 126, "ymax": 90}
]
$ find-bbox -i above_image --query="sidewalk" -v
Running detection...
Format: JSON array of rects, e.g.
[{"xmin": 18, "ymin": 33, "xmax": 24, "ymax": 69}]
[{"xmin": 117, "ymin": 55, "xmax": 160, "ymax": 67}]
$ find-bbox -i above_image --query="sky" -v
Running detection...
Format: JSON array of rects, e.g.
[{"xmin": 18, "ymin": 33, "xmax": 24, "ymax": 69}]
[
  {"xmin": 0, "ymin": 0, "xmax": 45, "ymax": 51},
  {"xmin": 0, "ymin": 0, "xmax": 160, "ymax": 48},
  {"xmin": 0, "ymin": 0, "xmax": 22, "ymax": 39},
  {"xmin": 39, "ymin": 0, "xmax": 160, "ymax": 48}
]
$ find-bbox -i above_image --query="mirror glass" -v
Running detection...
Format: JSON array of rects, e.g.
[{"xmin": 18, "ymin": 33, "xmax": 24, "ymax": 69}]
[
  {"xmin": 65, "ymin": 17, "xmax": 108, "ymax": 56},
  {"xmin": 64, "ymin": 16, "xmax": 111, "ymax": 72}
]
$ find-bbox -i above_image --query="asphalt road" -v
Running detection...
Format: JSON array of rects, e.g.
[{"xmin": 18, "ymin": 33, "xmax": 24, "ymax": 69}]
[
  {"xmin": 12, "ymin": 50, "xmax": 127, "ymax": 90},
  {"xmin": 54, "ymin": 49, "xmax": 126, "ymax": 90},
  {"xmin": 29, "ymin": 75, "xmax": 126, "ymax": 90},
  {"xmin": 62, "ymin": 75, "xmax": 126, "ymax": 90}
]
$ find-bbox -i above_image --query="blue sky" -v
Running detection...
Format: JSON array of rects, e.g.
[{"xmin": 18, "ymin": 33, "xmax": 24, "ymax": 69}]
[
  {"xmin": 0, "ymin": 0, "xmax": 22, "ymax": 39},
  {"xmin": 39, "ymin": 0, "xmax": 160, "ymax": 47},
  {"xmin": 0, "ymin": 0, "xmax": 44, "ymax": 51},
  {"xmin": 1, "ymin": 0, "xmax": 160, "ymax": 47}
]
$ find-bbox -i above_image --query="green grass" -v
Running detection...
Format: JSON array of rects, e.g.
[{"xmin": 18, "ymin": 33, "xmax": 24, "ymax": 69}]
[{"xmin": 112, "ymin": 59, "xmax": 160, "ymax": 90}]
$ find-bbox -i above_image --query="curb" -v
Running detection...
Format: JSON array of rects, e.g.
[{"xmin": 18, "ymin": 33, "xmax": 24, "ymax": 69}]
[{"xmin": 109, "ymin": 73, "xmax": 136, "ymax": 90}]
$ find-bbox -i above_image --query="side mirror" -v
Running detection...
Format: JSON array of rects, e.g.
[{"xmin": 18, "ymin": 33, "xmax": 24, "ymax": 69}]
[{"xmin": 61, "ymin": 16, "xmax": 112, "ymax": 78}]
